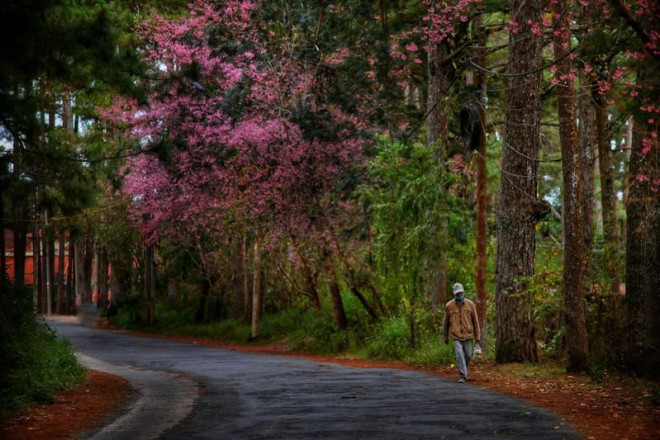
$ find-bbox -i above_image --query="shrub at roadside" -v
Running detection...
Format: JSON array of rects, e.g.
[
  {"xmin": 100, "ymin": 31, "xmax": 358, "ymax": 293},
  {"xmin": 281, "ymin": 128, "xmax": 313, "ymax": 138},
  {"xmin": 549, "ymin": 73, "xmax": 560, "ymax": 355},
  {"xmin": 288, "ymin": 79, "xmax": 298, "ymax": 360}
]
[{"xmin": 0, "ymin": 280, "xmax": 85, "ymax": 420}]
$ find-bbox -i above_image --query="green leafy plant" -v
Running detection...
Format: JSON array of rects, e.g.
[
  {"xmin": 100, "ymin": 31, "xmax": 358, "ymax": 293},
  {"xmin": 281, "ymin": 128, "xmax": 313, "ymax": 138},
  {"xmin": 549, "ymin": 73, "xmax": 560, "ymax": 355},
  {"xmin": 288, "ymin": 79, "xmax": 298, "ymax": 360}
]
[{"xmin": 0, "ymin": 281, "xmax": 85, "ymax": 420}]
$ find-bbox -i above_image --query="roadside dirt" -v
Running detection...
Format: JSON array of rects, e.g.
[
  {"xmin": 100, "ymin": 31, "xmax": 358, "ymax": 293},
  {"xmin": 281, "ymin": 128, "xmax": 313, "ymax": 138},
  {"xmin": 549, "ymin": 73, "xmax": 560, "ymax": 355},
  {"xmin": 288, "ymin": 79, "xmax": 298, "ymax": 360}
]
[
  {"xmin": 0, "ymin": 370, "xmax": 129, "ymax": 440},
  {"xmin": 2, "ymin": 319, "xmax": 658, "ymax": 440}
]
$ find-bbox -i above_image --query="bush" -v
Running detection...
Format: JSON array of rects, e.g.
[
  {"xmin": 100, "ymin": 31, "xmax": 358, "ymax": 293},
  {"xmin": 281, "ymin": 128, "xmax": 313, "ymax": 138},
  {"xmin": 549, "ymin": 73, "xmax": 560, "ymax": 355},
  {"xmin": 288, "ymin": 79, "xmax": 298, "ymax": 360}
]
[
  {"xmin": 0, "ymin": 280, "xmax": 85, "ymax": 420},
  {"xmin": 365, "ymin": 314, "xmax": 460, "ymax": 366},
  {"xmin": 406, "ymin": 339, "xmax": 456, "ymax": 367},
  {"xmin": 366, "ymin": 316, "xmax": 411, "ymax": 360}
]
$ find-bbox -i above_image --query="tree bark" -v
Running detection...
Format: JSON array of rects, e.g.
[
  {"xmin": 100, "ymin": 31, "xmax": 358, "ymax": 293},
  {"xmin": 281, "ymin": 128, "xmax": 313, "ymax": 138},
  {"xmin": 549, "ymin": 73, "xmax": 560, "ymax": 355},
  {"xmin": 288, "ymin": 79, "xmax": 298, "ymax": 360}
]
[
  {"xmin": 56, "ymin": 229, "xmax": 65, "ymax": 314},
  {"xmin": 34, "ymin": 211, "xmax": 42, "ymax": 312},
  {"xmin": 303, "ymin": 262, "xmax": 321, "ymax": 309},
  {"xmin": 474, "ymin": 14, "xmax": 488, "ymax": 353},
  {"xmin": 75, "ymin": 234, "xmax": 85, "ymax": 306},
  {"xmin": 242, "ymin": 233, "xmax": 251, "ymax": 322},
  {"xmin": 12, "ymin": 205, "xmax": 27, "ymax": 286},
  {"xmin": 83, "ymin": 238, "xmax": 93, "ymax": 303},
  {"xmin": 231, "ymin": 235, "xmax": 244, "ymax": 318},
  {"xmin": 594, "ymin": 97, "xmax": 620, "ymax": 293},
  {"xmin": 625, "ymin": 58, "xmax": 660, "ymax": 378},
  {"xmin": 552, "ymin": 0, "xmax": 589, "ymax": 371},
  {"xmin": 427, "ymin": 42, "xmax": 451, "ymax": 303},
  {"xmin": 621, "ymin": 119, "xmax": 633, "ymax": 248},
  {"xmin": 143, "ymin": 245, "xmax": 155, "ymax": 325},
  {"xmin": 66, "ymin": 239, "xmax": 75, "ymax": 314},
  {"xmin": 328, "ymin": 266, "xmax": 347, "ymax": 331},
  {"xmin": 251, "ymin": 238, "xmax": 263, "ymax": 339},
  {"xmin": 578, "ymin": 74, "xmax": 596, "ymax": 256},
  {"xmin": 0, "ymin": 186, "xmax": 5, "ymax": 280},
  {"xmin": 43, "ymin": 210, "xmax": 52, "ymax": 315},
  {"xmin": 98, "ymin": 252, "xmax": 109, "ymax": 310},
  {"xmin": 495, "ymin": 0, "xmax": 543, "ymax": 363},
  {"xmin": 11, "ymin": 137, "xmax": 28, "ymax": 286}
]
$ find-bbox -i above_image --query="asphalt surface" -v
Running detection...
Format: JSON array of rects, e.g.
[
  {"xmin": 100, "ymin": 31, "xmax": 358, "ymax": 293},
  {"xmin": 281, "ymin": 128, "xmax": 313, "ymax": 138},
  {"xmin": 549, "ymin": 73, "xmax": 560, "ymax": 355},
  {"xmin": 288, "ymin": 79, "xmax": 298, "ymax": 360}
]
[{"xmin": 48, "ymin": 320, "xmax": 580, "ymax": 440}]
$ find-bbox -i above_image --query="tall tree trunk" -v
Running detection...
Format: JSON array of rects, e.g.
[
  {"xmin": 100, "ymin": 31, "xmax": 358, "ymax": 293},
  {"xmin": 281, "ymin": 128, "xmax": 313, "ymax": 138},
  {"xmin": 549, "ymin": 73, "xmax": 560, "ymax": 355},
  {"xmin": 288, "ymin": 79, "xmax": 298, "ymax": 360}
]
[
  {"xmin": 427, "ymin": 43, "xmax": 450, "ymax": 150},
  {"xmin": 621, "ymin": 119, "xmax": 633, "ymax": 248},
  {"xmin": 196, "ymin": 278, "xmax": 210, "ymax": 323},
  {"xmin": 303, "ymin": 262, "xmax": 321, "ymax": 309},
  {"xmin": 93, "ymin": 249, "xmax": 100, "ymax": 305},
  {"xmin": 552, "ymin": 0, "xmax": 589, "ymax": 371},
  {"xmin": 578, "ymin": 75, "xmax": 596, "ymax": 256},
  {"xmin": 594, "ymin": 95, "xmax": 619, "ymax": 292},
  {"xmin": 625, "ymin": 58, "xmax": 660, "ymax": 378},
  {"xmin": 11, "ymin": 136, "xmax": 29, "ymax": 286},
  {"xmin": 34, "ymin": 209, "xmax": 42, "ymax": 311},
  {"xmin": 251, "ymin": 238, "xmax": 263, "ymax": 339},
  {"xmin": 242, "ymin": 233, "xmax": 251, "ymax": 322},
  {"xmin": 66, "ymin": 239, "xmax": 75, "ymax": 314},
  {"xmin": 98, "ymin": 252, "xmax": 109, "ymax": 310},
  {"xmin": 474, "ymin": 14, "xmax": 488, "ymax": 353},
  {"xmin": 43, "ymin": 210, "xmax": 52, "ymax": 315},
  {"xmin": 83, "ymin": 238, "xmax": 93, "ymax": 303},
  {"xmin": 110, "ymin": 268, "xmax": 120, "ymax": 308},
  {"xmin": 328, "ymin": 266, "xmax": 347, "ymax": 331},
  {"xmin": 62, "ymin": 91, "xmax": 73, "ymax": 135},
  {"xmin": 75, "ymin": 234, "xmax": 85, "ymax": 307},
  {"xmin": 427, "ymin": 42, "xmax": 451, "ymax": 303},
  {"xmin": 12, "ymin": 205, "xmax": 27, "ymax": 286},
  {"xmin": 56, "ymin": 229, "xmax": 65, "ymax": 314},
  {"xmin": 495, "ymin": 0, "xmax": 543, "ymax": 363},
  {"xmin": 0, "ymin": 186, "xmax": 5, "ymax": 280},
  {"xmin": 48, "ymin": 224, "xmax": 55, "ymax": 312},
  {"xmin": 231, "ymin": 235, "xmax": 244, "ymax": 318},
  {"xmin": 143, "ymin": 245, "xmax": 155, "ymax": 325}
]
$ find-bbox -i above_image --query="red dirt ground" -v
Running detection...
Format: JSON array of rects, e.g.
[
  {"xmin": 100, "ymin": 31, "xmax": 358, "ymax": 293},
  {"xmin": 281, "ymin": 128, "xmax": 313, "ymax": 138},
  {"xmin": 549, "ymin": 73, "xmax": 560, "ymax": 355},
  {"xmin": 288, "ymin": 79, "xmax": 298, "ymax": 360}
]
[
  {"xmin": 0, "ymin": 370, "xmax": 129, "ymax": 440},
  {"xmin": 2, "ymin": 321, "xmax": 658, "ymax": 440}
]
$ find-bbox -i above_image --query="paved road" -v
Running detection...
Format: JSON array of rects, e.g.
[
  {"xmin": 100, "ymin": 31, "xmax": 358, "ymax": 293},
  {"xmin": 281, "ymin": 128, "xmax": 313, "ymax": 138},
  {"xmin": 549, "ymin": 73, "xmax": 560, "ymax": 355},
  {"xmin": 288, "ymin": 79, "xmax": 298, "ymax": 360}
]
[{"xmin": 49, "ymin": 320, "xmax": 579, "ymax": 440}]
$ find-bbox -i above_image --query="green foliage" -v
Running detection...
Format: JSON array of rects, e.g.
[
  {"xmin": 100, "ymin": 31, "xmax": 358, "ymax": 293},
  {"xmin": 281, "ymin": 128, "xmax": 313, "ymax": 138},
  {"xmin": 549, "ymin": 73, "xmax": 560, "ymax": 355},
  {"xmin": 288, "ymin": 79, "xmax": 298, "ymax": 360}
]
[
  {"xmin": 406, "ymin": 339, "xmax": 456, "ymax": 367},
  {"xmin": 0, "ymin": 280, "xmax": 85, "ymax": 420},
  {"xmin": 108, "ymin": 288, "xmax": 143, "ymax": 327},
  {"xmin": 366, "ymin": 315, "xmax": 456, "ymax": 366},
  {"xmin": 366, "ymin": 316, "xmax": 411, "ymax": 359},
  {"xmin": 359, "ymin": 138, "xmax": 457, "ymax": 307}
]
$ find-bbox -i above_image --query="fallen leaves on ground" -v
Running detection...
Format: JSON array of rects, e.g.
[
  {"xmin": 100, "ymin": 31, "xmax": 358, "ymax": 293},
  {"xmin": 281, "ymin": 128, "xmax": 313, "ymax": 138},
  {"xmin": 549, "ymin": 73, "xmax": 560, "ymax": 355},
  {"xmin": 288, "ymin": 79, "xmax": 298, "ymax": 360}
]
[{"xmin": 0, "ymin": 371, "xmax": 129, "ymax": 440}]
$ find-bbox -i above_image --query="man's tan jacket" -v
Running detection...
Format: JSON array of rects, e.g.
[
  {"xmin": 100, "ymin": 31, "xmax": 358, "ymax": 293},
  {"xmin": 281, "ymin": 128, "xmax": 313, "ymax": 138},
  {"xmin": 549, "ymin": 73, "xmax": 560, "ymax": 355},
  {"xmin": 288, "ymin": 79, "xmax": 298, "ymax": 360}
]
[{"xmin": 443, "ymin": 298, "xmax": 480, "ymax": 342}]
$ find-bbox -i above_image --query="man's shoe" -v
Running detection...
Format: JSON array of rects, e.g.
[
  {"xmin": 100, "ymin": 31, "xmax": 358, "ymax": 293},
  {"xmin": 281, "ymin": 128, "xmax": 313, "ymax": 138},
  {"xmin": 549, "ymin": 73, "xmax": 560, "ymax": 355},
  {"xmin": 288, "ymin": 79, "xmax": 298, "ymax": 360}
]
[{"xmin": 458, "ymin": 377, "xmax": 466, "ymax": 383}]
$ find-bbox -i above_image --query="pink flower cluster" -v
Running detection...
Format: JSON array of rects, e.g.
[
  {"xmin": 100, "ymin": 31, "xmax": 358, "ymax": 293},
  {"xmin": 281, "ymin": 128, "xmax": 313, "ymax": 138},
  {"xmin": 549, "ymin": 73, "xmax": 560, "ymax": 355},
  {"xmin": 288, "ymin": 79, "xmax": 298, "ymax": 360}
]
[{"xmin": 106, "ymin": 0, "xmax": 366, "ymax": 251}]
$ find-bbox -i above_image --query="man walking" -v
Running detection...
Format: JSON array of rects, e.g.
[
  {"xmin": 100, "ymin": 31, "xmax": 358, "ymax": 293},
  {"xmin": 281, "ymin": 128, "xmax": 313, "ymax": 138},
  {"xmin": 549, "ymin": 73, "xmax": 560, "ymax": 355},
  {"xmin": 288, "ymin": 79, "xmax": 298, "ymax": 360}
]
[{"xmin": 443, "ymin": 282, "xmax": 480, "ymax": 383}]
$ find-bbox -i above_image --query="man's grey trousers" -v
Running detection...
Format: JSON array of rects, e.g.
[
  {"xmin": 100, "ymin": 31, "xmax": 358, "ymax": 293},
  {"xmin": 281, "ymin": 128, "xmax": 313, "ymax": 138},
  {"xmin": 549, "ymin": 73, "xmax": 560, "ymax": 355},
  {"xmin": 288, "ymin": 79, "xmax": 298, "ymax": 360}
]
[{"xmin": 453, "ymin": 339, "xmax": 473, "ymax": 379}]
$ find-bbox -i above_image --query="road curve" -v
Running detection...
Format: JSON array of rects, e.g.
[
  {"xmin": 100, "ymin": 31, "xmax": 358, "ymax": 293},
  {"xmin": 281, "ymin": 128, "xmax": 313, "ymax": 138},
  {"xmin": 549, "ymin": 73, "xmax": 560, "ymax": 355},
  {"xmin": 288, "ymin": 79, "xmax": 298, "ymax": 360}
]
[
  {"xmin": 76, "ymin": 353, "xmax": 198, "ymax": 440},
  {"xmin": 48, "ymin": 320, "xmax": 579, "ymax": 440}
]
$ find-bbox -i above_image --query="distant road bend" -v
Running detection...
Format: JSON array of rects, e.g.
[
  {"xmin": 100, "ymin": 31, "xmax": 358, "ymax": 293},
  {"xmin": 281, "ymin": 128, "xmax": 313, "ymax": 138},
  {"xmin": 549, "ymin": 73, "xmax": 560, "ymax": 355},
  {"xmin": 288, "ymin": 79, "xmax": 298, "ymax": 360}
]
[{"xmin": 49, "ymin": 320, "xmax": 579, "ymax": 440}]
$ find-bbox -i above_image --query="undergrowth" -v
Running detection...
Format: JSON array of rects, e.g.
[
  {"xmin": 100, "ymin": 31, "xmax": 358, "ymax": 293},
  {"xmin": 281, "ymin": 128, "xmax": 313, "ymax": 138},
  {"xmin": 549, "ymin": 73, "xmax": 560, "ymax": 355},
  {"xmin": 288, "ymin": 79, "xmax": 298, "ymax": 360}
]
[
  {"xmin": 0, "ymin": 280, "xmax": 85, "ymax": 421},
  {"xmin": 110, "ymin": 301, "xmax": 469, "ymax": 368}
]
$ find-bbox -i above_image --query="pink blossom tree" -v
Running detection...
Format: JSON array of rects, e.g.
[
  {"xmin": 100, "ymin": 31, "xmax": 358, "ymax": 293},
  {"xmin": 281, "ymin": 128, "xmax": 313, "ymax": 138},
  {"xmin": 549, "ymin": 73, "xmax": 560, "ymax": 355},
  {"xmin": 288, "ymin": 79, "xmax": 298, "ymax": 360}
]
[{"xmin": 102, "ymin": 0, "xmax": 367, "ymax": 329}]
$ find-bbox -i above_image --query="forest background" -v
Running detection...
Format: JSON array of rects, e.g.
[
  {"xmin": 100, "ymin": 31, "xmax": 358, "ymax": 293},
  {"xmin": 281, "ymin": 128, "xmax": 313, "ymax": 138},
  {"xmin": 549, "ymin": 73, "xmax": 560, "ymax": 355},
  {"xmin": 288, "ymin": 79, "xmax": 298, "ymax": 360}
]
[{"xmin": 0, "ymin": 0, "xmax": 658, "ymax": 418}]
